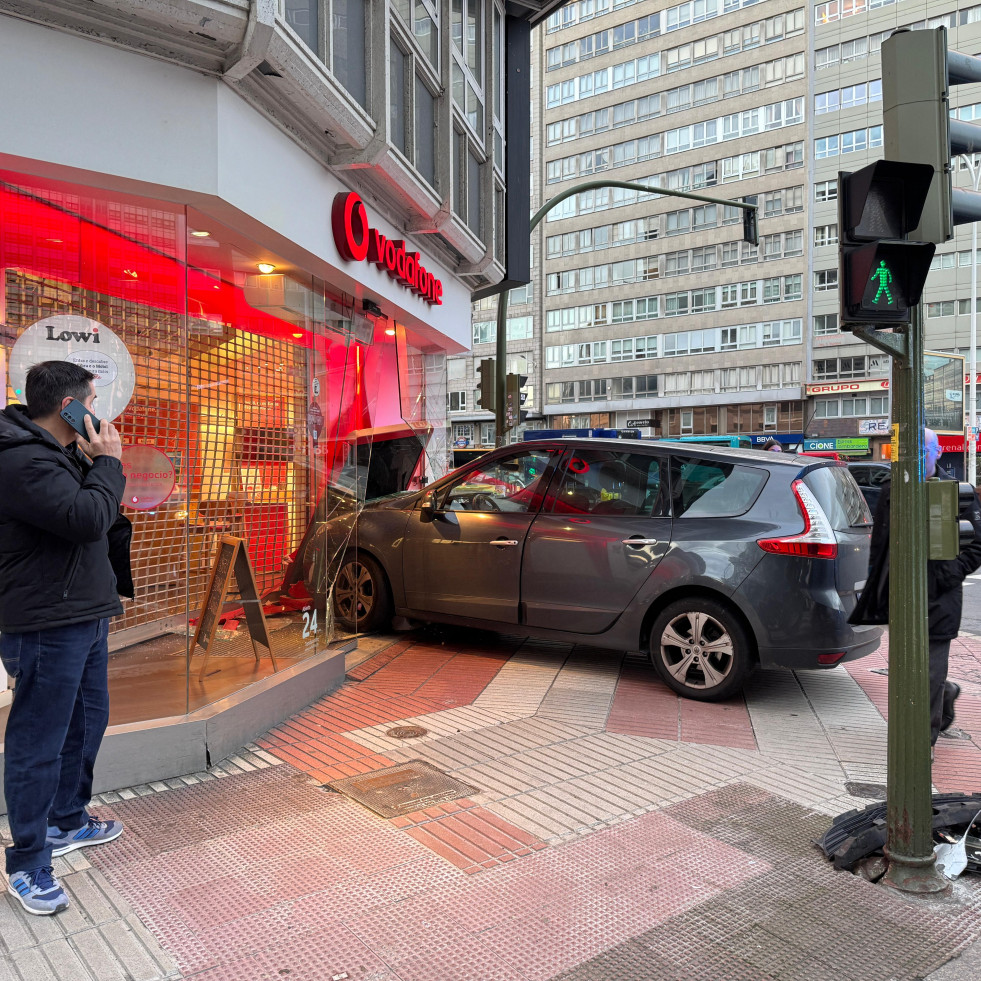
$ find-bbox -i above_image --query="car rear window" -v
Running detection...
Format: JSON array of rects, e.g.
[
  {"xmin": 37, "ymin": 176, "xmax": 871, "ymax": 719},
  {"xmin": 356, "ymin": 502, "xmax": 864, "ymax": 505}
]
[
  {"xmin": 803, "ymin": 465, "xmax": 872, "ymax": 529},
  {"xmin": 671, "ymin": 457, "xmax": 767, "ymax": 517}
]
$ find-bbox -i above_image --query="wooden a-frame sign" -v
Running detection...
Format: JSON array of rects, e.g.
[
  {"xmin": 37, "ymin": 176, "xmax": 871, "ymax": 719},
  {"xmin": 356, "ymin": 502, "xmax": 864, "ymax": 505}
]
[{"xmin": 192, "ymin": 535, "xmax": 277, "ymax": 680}]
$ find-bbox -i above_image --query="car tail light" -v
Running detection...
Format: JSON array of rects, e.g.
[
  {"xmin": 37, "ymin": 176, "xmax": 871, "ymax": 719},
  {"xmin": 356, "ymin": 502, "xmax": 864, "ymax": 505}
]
[
  {"xmin": 817, "ymin": 652, "xmax": 846, "ymax": 665},
  {"xmin": 757, "ymin": 479, "xmax": 838, "ymax": 559}
]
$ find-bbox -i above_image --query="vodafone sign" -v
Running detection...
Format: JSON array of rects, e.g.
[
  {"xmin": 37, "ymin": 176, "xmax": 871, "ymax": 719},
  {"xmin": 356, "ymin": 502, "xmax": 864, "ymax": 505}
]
[{"xmin": 331, "ymin": 191, "xmax": 443, "ymax": 306}]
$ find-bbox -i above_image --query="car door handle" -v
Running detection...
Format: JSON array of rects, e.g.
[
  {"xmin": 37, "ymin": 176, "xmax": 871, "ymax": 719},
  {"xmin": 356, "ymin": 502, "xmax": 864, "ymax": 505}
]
[
  {"xmin": 622, "ymin": 537, "xmax": 660, "ymax": 546},
  {"xmin": 486, "ymin": 539, "xmax": 519, "ymax": 547}
]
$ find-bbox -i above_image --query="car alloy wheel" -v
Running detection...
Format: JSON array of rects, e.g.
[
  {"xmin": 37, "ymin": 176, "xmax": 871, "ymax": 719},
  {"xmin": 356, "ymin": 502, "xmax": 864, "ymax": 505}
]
[
  {"xmin": 650, "ymin": 598, "xmax": 751, "ymax": 701},
  {"xmin": 333, "ymin": 553, "xmax": 391, "ymax": 633}
]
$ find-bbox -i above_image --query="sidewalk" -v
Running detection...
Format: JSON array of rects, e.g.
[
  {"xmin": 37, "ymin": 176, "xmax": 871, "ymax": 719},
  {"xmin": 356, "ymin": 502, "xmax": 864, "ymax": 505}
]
[{"xmin": 3, "ymin": 627, "xmax": 981, "ymax": 980}]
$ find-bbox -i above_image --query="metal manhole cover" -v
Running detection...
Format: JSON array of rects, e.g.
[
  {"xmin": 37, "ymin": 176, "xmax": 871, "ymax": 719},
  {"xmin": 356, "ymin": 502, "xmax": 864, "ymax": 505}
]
[
  {"xmin": 386, "ymin": 725, "xmax": 429, "ymax": 739},
  {"xmin": 845, "ymin": 781, "xmax": 887, "ymax": 799},
  {"xmin": 328, "ymin": 760, "xmax": 479, "ymax": 818}
]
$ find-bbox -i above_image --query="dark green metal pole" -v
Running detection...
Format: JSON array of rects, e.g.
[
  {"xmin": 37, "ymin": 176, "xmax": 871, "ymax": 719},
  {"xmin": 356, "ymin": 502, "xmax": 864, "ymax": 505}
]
[
  {"xmin": 493, "ymin": 180, "xmax": 758, "ymax": 447},
  {"xmin": 881, "ymin": 302, "xmax": 947, "ymax": 894}
]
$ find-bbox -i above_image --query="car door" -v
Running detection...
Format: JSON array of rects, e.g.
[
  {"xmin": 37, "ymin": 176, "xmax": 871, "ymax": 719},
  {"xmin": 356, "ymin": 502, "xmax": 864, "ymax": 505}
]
[
  {"xmin": 401, "ymin": 446, "xmax": 559, "ymax": 623},
  {"xmin": 521, "ymin": 446, "xmax": 672, "ymax": 633}
]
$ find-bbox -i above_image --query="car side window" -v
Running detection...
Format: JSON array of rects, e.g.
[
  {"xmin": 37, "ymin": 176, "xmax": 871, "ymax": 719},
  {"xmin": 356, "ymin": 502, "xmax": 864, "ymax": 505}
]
[
  {"xmin": 545, "ymin": 449, "xmax": 667, "ymax": 516},
  {"xmin": 435, "ymin": 449, "xmax": 553, "ymax": 513},
  {"xmin": 671, "ymin": 456, "xmax": 766, "ymax": 517}
]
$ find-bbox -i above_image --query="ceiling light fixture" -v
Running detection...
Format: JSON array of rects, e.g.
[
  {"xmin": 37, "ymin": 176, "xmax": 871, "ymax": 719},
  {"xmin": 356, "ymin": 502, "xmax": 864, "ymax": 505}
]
[
  {"xmin": 385, "ymin": 327, "xmax": 396, "ymax": 336},
  {"xmin": 292, "ymin": 332, "xmax": 303, "ymax": 339},
  {"xmin": 257, "ymin": 262, "xmax": 277, "ymax": 274},
  {"xmin": 190, "ymin": 230, "xmax": 211, "ymax": 238}
]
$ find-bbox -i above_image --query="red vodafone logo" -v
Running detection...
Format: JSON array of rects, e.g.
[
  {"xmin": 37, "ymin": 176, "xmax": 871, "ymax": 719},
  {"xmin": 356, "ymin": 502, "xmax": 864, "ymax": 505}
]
[{"xmin": 331, "ymin": 191, "xmax": 443, "ymax": 306}]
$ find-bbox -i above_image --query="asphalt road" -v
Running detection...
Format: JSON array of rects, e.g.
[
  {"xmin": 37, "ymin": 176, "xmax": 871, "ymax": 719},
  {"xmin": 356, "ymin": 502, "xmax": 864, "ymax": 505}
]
[{"xmin": 961, "ymin": 570, "xmax": 981, "ymax": 638}]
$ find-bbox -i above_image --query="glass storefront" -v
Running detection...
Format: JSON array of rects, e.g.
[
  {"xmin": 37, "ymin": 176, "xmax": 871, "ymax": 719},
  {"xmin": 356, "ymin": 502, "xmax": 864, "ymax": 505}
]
[{"xmin": 0, "ymin": 168, "xmax": 448, "ymax": 725}]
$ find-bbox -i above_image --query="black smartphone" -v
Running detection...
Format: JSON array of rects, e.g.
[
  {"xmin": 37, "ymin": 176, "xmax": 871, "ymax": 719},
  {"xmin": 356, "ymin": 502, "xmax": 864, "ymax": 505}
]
[{"xmin": 60, "ymin": 398, "xmax": 102, "ymax": 438}]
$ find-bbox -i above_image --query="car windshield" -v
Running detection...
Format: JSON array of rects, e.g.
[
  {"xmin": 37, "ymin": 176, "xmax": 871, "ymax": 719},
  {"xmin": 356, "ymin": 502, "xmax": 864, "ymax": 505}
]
[{"xmin": 437, "ymin": 449, "xmax": 553, "ymax": 512}]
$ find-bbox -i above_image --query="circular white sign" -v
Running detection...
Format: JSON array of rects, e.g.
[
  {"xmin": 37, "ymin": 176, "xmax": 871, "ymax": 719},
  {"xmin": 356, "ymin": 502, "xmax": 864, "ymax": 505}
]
[
  {"xmin": 8, "ymin": 316, "xmax": 135, "ymax": 421},
  {"xmin": 120, "ymin": 445, "xmax": 176, "ymax": 511},
  {"xmin": 65, "ymin": 351, "xmax": 119, "ymax": 387}
]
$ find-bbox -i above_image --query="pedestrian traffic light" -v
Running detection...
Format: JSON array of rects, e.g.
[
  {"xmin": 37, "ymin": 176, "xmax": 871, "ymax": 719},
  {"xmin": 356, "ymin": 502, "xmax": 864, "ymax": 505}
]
[
  {"xmin": 882, "ymin": 26, "xmax": 981, "ymax": 244},
  {"xmin": 838, "ymin": 161, "xmax": 936, "ymax": 327},
  {"xmin": 476, "ymin": 358, "xmax": 496, "ymax": 412}
]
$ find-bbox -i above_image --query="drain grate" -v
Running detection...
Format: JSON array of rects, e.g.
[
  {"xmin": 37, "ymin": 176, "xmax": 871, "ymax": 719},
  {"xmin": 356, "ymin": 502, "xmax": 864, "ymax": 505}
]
[
  {"xmin": 328, "ymin": 760, "xmax": 479, "ymax": 818},
  {"xmin": 845, "ymin": 781, "xmax": 887, "ymax": 800},
  {"xmin": 386, "ymin": 725, "xmax": 429, "ymax": 739}
]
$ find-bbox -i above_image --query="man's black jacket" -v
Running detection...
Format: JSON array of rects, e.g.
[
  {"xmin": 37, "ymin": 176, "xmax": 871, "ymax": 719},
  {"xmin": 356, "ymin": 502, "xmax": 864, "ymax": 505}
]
[
  {"xmin": 850, "ymin": 478, "xmax": 981, "ymax": 639},
  {"xmin": 0, "ymin": 403, "xmax": 132, "ymax": 633}
]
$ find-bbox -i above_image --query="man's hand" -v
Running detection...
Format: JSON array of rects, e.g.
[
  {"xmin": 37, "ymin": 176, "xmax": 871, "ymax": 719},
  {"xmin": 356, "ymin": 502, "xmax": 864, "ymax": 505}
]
[{"xmin": 77, "ymin": 415, "xmax": 122, "ymax": 460}]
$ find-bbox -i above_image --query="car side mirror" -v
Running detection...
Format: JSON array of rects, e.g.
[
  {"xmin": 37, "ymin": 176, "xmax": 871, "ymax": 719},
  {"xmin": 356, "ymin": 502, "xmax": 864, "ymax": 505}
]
[{"xmin": 420, "ymin": 492, "xmax": 437, "ymax": 521}]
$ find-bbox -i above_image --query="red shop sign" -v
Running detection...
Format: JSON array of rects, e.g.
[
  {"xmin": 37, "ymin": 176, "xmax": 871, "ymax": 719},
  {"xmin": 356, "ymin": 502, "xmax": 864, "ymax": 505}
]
[{"xmin": 331, "ymin": 191, "xmax": 443, "ymax": 306}]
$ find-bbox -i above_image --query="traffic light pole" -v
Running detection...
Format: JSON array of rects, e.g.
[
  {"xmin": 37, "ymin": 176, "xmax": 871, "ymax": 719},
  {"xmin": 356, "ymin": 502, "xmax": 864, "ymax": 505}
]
[
  {"xmin": 852, "ymin": 312, "xmax": 947, "ymax": 895},
  {"xmin": 494, "ymin": 180, "xmax": 758, "ymax": 447}
]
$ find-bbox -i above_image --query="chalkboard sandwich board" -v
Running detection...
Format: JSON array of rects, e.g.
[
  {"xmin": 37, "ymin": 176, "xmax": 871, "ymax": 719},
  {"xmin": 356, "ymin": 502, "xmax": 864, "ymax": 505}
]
[{"xmin": 192, "ymin": 535, "xmax": 276, "ymax": 680}]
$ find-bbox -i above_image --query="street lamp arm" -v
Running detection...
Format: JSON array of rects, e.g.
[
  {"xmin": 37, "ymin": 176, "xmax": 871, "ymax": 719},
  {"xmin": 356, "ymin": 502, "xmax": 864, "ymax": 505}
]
[{"xmin": 494, "ymin": 179, "xmax": 759, "ymax": 447}]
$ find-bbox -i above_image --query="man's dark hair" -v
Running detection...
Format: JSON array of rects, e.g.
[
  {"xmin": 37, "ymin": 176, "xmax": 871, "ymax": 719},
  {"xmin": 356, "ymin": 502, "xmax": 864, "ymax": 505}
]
[{"xmin": 24, "ymin": 360, "xmax": 95, "ymax": 419}]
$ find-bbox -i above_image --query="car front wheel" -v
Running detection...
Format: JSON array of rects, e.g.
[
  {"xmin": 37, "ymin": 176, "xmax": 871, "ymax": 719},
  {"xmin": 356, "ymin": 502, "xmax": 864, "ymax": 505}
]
[
  {"xmin": 333, "ymin": 553, "xmax": 393, "ymax": 633},
  {"xmin": 649, "ymin": 598, "xmax": 753, "ymax": 701}
]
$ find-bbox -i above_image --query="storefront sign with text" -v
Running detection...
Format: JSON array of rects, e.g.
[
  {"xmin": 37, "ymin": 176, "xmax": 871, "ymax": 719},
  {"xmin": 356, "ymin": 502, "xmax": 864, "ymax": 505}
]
[{"xmin": 331, "ymin": 191, "xmax": 443, "ymax": 305}]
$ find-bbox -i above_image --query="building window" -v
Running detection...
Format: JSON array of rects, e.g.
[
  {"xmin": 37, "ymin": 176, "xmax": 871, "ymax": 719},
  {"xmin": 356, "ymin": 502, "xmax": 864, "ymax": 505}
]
[
  {"xmin": 449, "ymin": 390, "xmax": 467, "ymax": 412},
  {"xmin": 814, "ymin": 269, "xmax": 838, "ymax": 291},
  {"xmin": 814, "ymin": 179, "xmax": 838, "ymax": 203},
  {"xmin": 814, "ymin": 224, "xmax": 838, "ymax": 248},
  {"xmin": 813, "ymin": 313, "xmax": 838, "ymax": 335}
]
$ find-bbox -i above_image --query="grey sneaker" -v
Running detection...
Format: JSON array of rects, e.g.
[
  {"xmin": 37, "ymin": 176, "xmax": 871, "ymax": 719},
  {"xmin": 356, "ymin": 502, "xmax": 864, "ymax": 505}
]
[
  {"xmin": 47, "ymin": 817, "xmax": 123, "ymax": 857},
  {"xmin": 8, "ymin": 866, "xmax": 69, "ymax": 916}
]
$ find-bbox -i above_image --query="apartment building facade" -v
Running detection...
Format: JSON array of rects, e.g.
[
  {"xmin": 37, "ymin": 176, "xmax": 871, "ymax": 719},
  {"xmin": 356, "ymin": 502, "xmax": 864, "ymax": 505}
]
[{"xmin": 449, "ymin": 0, "xmax": 981, "ymax": 465}]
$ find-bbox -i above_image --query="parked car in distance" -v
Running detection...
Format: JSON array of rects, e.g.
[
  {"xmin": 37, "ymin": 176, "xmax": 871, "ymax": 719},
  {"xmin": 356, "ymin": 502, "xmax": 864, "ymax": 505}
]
[
  {"xmin": 307, "ymin": 439, "xmax": 882, "ymax": 701},
  {"xmin": 846, "ymin": 461, "xmax": 891, "ymax": 511}
]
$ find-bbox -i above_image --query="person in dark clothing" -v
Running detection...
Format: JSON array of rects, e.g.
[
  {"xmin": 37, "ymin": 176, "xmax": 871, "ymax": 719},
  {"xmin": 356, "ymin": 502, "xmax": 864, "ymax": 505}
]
[
  {"xmin": 0, "ymin": 361, "xmax": 132, "ymax": 915},
  {"xmin": 850, "ymin": 429, "xmax": 981, "ymax": 756}
]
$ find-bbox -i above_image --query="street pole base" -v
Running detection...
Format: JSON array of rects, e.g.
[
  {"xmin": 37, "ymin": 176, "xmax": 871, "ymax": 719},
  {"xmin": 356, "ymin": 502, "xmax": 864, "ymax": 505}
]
[{"xmin": 881, "ymin": 847, "xmax": 950, "ymax": 896}]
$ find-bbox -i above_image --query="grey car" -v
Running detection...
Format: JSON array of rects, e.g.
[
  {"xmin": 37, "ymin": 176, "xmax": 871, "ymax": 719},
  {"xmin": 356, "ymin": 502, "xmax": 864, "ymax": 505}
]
[{"xmin": 310, "ymin": 439, "xmax": 882, "ymax": 701}]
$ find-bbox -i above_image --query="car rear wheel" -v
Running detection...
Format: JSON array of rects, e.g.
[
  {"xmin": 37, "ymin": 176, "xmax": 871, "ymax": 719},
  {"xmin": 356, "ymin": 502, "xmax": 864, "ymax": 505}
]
[
  {"xmin": 649, "ymin": 598, "xmax": 752, "ymax": 701},
  {"xmin": 333, "ymin": 553, "xmax": 392, "ymax": 633}
]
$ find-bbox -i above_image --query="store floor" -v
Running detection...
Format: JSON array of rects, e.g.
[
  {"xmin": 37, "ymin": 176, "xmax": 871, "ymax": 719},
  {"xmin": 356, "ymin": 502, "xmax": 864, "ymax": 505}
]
[{"xmin": 0, "ymin": 611, "xmax": 359, "ymax": 734}]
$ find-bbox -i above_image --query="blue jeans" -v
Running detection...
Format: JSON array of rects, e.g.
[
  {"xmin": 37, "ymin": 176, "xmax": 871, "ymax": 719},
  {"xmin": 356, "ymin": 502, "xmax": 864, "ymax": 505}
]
[{"xmin": 1, "ymin": 619, "xmax": 110, "ymax": 873}]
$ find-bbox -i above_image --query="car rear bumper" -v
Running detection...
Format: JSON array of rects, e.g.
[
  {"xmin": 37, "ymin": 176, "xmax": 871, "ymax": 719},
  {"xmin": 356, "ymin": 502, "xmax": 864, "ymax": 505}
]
[
  {"xmin": 757, "ymin": 623, "xmax": 883, "ymax": 670},
  {"xmin": 735, "ymin": 554, "xmax": 884, "ymax": 670}
]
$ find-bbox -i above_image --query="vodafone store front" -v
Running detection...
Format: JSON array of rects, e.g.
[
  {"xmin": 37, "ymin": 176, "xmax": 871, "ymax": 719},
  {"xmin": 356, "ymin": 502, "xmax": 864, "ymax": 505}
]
[{"xmin": 0, "ymin": 166, "xmax": 461, "ymax": 782}]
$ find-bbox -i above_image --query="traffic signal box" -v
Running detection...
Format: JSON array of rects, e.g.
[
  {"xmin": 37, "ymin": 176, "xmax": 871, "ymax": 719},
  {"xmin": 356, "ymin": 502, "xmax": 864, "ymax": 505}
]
[
  {"xmin": 838, "ymin": 160, "xmax": 935, "ymax": 327},
  {"xmin": 476, "ymin": 358, "xmax": 496, "ymax": 412},
  {"xmin": 504, "ymin": 372, "xmax": 529, "ymax": 432},
  {"xmin": 881, "ymin": 26, "xmax": 981, "ymax": 244}
]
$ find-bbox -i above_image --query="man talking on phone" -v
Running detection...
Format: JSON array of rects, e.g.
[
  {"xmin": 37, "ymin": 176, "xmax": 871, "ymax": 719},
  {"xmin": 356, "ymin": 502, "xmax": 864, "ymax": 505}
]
[{"xmin": 0, "ymin": 360, "xmax": 132, "ymax": 915}]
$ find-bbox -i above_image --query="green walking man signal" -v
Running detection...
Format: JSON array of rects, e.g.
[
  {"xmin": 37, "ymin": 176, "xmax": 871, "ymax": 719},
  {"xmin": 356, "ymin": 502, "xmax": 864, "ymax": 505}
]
[{"xmin": 870, "ymin": 260, "xmax": 894, "ymax": 305}]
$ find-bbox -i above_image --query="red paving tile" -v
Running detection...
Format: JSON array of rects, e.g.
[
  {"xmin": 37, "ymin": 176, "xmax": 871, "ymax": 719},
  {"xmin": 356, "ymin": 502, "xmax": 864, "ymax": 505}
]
[{"xmin": 395, "ymin": 801, "xmax": 549, "ymax": 874}]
